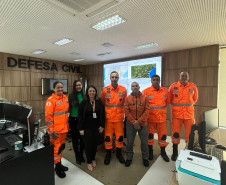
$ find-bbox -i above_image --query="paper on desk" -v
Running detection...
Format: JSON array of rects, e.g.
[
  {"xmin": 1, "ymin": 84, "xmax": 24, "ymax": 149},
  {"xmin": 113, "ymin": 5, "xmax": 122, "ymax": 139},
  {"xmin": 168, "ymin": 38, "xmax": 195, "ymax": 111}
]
[
  {"xmin": 6, "ymin": 126, "xmax": 23, "ymax": 131},
  {"xmin": 178, "ymin": 149, "xmax": 221, "ymax": 173},
  {"xmin": 24, "ymin": 143, "xmax": 45, "ymax": 153}
]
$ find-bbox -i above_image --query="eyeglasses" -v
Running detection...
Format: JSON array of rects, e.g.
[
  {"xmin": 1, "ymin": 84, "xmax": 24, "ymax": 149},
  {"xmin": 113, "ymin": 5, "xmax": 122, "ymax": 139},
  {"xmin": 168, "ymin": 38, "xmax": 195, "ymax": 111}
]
[{"xmin": 111, "ymin": 76, "xmax": 119, "ymax": 79}]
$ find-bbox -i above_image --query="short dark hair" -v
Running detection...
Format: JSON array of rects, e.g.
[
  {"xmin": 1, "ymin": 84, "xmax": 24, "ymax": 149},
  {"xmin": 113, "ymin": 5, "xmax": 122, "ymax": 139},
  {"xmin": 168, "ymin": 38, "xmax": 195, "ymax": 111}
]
[
  {"xmin": 53, "ymin": 81, "xmax": 63, "ymax": 89},
  {"xmin": 180, "ymin": 70, "xmax": 189, "ymax": 75},
  {"xmin": 110, "ymin": 71, "xmax": 119, "ymax": 76},
  {"xmin": 85, "ymin": 85, "xmax": 98, "ymax": 100},
  {"xmin": 131, "ymin": 82, "xmax": 139, "ymax": 85},
  {"xmin": 151, "ymin": 75, "xmax": 160, "ymax": 80}
]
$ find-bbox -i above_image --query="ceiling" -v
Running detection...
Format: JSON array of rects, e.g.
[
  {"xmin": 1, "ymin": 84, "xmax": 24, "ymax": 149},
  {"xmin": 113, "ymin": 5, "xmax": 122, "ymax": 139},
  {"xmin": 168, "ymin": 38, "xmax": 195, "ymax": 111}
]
[{"xmin": 0, "ymin": 0, "xmax": 226, "ymax": 65}]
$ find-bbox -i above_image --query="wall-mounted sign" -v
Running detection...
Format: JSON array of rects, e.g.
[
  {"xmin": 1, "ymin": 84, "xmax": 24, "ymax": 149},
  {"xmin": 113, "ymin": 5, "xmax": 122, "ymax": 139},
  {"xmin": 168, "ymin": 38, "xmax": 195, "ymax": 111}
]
[{"xmin": 7, "ymin": 57, "xmax": 82, "ymax": 73}]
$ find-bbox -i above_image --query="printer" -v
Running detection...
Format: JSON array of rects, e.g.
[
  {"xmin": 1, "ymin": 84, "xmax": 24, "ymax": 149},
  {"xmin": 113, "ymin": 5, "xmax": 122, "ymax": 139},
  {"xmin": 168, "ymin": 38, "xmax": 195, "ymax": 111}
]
[{"xmin": 175, "ymin": 149, "xmax": 221, "ymax": 185}]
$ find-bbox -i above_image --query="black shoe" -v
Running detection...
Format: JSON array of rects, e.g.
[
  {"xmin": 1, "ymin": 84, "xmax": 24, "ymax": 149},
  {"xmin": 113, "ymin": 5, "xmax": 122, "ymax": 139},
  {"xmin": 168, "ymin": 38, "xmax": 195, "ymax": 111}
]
[
  {"xmin": 76, "ymin": 155, "xmax": 81, "ymax": 165},
  {"xmin": 104, "ymin": 149, "xmax": 111, "ymax": 165},
  {"xmin": 125, "ymin": 160, "xmax": 132, "ymax": 167},
  {"xmin": 60, "ymin": 161, "xmax": 69, "ymax": 171},
  {"xmin": 55, "ymin": 163, "xmax": 66, "ymax": 178},
  {"xmin": 148, "ymin": 145, "xmax": 153, "ymax": 160},
  {"xmin": 116, "ymin": 148, "xmax": 125, "ymax": 164},
  {"xmin": 160, "ymin": 147, "xmax": 170, "ymax": 162},
  {"xmin": 171, "ymin": 144, "xmax": 178, "ymax": 161},
  {"xmin": 143, "ymin": 159, "xmax": 149, "ymax": 167}
]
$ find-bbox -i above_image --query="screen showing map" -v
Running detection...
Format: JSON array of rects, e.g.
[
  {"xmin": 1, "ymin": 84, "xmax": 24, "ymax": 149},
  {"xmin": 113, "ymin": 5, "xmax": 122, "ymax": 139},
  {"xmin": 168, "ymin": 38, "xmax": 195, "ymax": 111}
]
[{"xmin": 103, "ymin": 56, "xmax": 162, "ymax": 94}]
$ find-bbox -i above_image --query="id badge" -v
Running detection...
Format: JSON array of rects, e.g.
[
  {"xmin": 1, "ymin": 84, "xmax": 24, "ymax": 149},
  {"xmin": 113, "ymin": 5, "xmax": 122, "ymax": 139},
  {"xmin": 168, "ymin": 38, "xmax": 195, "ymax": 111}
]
[{"xmin": 93, "ymin": 113, "xmax": 97, "ymax": 118}]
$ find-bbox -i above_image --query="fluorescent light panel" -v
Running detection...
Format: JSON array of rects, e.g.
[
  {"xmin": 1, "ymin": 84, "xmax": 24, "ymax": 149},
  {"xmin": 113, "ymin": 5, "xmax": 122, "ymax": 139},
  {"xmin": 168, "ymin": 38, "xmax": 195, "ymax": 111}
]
[
  {"xmin": 53, "ymin": 38, "xmax": 74, "ymax": 46},
  {"xmin": 92, "ymin": 15, "xmax": 125, "ymax": 31},
  {"xmin": 74, "ymin": 58, "xmax": 85, "ymax": 61},
  {"xmin": 97, "ymin": 52, "xmax": 114, "ymax": 57},
  {"xmin": 32, "ymin": 50, "xmax": 46, "ymax": 54},
  {"xmin": 134, "ymin": 42, "xmax": 158, "ymax": 50},
  {"xmin": 71, "ymin": 52, "xmax": 80, "ymax": 55}
]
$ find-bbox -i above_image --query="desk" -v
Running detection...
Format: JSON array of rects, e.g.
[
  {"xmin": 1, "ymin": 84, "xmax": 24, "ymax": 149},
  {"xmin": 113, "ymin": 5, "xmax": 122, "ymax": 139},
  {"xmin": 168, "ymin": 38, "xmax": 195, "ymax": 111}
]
[
  {"xmin": 0, "ymin": 133, "xmax": 54, "ymax": 185},
  {"xmin": 169, "ymin": 128, "xmax": 226, "ymax": 185}
]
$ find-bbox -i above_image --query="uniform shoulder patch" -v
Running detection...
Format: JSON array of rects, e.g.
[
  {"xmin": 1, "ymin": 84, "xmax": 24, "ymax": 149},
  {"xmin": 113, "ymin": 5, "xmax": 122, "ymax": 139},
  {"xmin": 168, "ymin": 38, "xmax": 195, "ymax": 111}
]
[{"xmin": 46, "ymin": 102, "xmax": 51, "ymax": 106}]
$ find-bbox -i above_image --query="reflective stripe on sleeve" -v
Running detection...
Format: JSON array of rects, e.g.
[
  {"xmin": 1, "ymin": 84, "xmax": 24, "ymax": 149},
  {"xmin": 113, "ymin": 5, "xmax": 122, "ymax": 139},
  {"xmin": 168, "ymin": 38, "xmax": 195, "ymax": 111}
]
[
  {"xmin": 53, "ymin": 111, "xmax": 68, "ymax": 116},
  {"xmin": 105, "ymin": 104, "xmax": 123, "ymax": 108}
]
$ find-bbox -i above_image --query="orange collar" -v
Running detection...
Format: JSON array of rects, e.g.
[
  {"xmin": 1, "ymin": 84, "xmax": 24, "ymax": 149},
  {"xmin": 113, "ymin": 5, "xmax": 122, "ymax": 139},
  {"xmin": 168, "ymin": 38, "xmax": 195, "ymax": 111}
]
[
  {"xmin": 150, "ymin": 85, "xmax": 162, "ymax": 92},
  {"xmin": 109, "ymin": 84, "xmax": 119, "ymax": 90},
  {"xmin": 178, "ymin": 81, "xmax": 190, "ymax": 87},
  {"xmin": 52, "ymin": 93, "xmax": 64, "ymax": 100}
]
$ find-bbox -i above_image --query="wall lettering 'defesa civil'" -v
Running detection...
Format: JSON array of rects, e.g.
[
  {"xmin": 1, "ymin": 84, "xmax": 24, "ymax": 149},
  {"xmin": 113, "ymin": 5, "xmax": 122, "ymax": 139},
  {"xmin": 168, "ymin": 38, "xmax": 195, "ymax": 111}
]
[{"xmin": 7, "ymin": 57, "xmax": 82, "ymax": 73}]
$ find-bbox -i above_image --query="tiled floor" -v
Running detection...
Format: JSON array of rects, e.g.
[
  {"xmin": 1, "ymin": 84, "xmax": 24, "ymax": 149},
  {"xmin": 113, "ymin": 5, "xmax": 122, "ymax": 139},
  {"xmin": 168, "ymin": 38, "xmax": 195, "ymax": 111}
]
[{"xmin": 55, "ymin": 134, "xmax": 186, "ymax": 185}]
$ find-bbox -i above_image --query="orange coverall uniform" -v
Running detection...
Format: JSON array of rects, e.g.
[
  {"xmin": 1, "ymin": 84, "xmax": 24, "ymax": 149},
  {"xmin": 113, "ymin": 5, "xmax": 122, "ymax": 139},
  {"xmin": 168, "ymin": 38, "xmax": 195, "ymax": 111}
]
[
  {"xmin": 101, "ymin": 85, "xmax": 127, "ymax": 149},
  {"xmin": 45, "ymin": 93, "xmax": 69, "ymax": 164},
  {"xmin": 143, "ymin": 86, "xmax": 170, "ymax": 147},
  {"xmin": 169, "ymin": 81, "xmax": 198, "ymax": 144}
]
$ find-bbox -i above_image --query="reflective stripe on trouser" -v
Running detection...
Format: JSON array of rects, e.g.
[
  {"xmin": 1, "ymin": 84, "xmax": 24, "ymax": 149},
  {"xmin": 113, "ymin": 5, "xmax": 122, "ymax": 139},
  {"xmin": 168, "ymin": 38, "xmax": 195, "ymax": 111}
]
[
  {"xmin": 147, "ymin": 122, "xmax": 167, "ymax": 147},
  {"xmin": 54, "ymin": 132, "xmax": 67, "ymax": 164},
  {"xmin": 171, "ymin": 118, "xmax": 194, "ymax": 144},
  {"xmin": 105, "ymin": 121, "xmax": 124, "ymax": 149}
]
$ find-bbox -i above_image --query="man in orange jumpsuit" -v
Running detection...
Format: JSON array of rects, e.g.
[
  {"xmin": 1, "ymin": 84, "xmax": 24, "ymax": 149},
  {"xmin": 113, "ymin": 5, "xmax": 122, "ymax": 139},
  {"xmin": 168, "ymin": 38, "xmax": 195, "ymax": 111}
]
[
  {"xmin": 169, "ymin": 71, "xmax": 198, "ymax": 161},
  {"xmin": 45, "ymin": 81, "xmax": 69, "ymax": 178},
  {"xmin": 143, "ymin": 75, "xmax": 170, "ymax": 162},
  {"xmin": 101, "ymin": 71, "xmax": 127, "ymax": 165}
]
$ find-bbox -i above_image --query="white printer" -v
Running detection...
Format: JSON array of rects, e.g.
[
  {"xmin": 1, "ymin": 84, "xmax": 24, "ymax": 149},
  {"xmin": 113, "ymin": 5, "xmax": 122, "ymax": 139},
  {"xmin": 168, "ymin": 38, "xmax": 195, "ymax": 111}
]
[{"xmin": 176, "ymin": 149, "xmax": 221, "ymax": 185}]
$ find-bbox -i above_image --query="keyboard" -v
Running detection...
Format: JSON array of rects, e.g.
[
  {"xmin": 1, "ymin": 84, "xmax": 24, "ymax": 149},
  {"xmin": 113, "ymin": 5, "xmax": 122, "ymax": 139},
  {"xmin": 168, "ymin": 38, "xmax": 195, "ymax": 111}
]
[
  {"xmin": 208, "ymin": 146, "xmax": 226, "ymax": 164},
  {"xmin": 0, "ymin": 130, "xmax": 10, "ymax": 135},
  {"xmin": 4, "ymin": 134, "xmax": 22, "ymax": 146}
]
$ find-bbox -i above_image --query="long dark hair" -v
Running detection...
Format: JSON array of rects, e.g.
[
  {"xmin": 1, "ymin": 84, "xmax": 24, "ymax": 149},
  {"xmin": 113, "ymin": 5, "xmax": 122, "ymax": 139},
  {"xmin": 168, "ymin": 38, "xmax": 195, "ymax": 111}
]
[
  {"xmin": 85, "ymin": 85, "xmax": 98, "ymax": 100},
  {"xmin": 68, "ymin": 80, "xmax": 84, "ymax": 107}
]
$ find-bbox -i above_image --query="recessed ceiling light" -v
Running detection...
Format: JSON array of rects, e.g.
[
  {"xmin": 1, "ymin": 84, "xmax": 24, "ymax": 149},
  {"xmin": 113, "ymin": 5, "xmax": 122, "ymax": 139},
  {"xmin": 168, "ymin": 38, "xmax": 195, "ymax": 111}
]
[
  {"xmin": 74, "ymin": 58, "xmax": 85, "ymax": 61},
  {"xmin": 134, "ymin": 42, "xmax": 158, "ymax": 50},
  {"xmin": 32, "ymin": 50, "xmax": 46, "ymax": 54},
  {"xmin": 92, "ymin": 15, "xmax": 125, "ymax": 31},
  {"xmin": 53, "ymin": 38, "xmax": 74, "ymax": 46},
  {"xmin": 101, "ymin": 42, "xmax": 114, "ymax": 47},
  {"xmin": 97, "ymin": 52, "xmax": 114, "ymax": 57},
  {"xmin": 71, "ymin": 52, "xmax": 81, "ymax": 55}
]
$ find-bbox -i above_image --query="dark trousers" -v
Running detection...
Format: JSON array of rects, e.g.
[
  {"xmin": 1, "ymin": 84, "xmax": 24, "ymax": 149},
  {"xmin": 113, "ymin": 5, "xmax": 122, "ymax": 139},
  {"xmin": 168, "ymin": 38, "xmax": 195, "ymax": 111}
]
[
  {"xmin": 83, "ymin": 128, "xmax": 99, "ymax": 164},
  {"xmin": 69, "ymin": 117, "xmax": 84, "ymax": 156}
]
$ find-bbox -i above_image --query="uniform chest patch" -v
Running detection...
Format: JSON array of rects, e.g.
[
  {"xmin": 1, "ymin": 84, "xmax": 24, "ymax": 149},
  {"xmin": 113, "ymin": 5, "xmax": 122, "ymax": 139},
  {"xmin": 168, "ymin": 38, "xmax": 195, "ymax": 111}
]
[
  {"xmin": 174, "ymin": 87, "xmax": 178, "ymax": 90},
  {"xmin": 163, "ymin": 95, "xmax": 167, "ymax": 98},
  {"xmin": 175, "ymin": 94, "xmax": 178, "ymax": 98}
]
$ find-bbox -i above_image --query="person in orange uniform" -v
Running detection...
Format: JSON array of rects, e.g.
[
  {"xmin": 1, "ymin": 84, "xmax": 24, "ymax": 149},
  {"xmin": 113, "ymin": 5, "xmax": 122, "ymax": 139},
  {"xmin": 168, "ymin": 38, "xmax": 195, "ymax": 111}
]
[
  {"xmin": 124, "ymin": 82, "xmax": 150, "ymax": 167},
  {"xmin": 142, "ymin": 75, "xmax": 170, "ymax": 162},
  {"xmin": 101, "ymin": 71, "xmax": 127, "ymax": 165},
  {"xmin": 45, "ymin": 81, "xmax": 69, "ymax": 178},
  {"xmin": 169, "ymin": 71, "xmax": 198, "ymax": 161}
]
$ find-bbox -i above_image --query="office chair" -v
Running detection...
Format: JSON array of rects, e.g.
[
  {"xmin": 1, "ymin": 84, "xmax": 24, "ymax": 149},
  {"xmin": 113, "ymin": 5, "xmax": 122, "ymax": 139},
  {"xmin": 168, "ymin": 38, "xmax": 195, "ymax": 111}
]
[{"xmin": 221, "ymin": 160, "xmax": 226, "ymax": 185}]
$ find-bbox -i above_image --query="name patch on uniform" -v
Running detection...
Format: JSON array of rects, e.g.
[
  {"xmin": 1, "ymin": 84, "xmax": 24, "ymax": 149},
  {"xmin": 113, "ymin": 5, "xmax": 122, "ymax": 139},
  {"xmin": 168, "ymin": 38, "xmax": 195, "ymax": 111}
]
[
  {"xmin": 118, "ymin": 92, "xmax": 124, "ymax": 94},
  {"xmin": 118, "ymin": 95, "xmax": 123, "ymax": 97},
  {"xmin": 189, "ymin": 90, "xmax": 194, "ymax": 94},
  {"xmin": 173, "ymin": 91, "xmax": 179, "ymax": 94},
  {"xmin": 66, "ymin": 101, "xmax": 69, "ymax": 103},
  {"xmin": 174, "ymin": 87, "xmax": 178, "ymax": 90},
  {"xmin": 163, "ymin": 95, "xmax": 167, "ymax": 98},
  {"xmin": 57, "ymin": 102, "xmax": 63, "ymax": 105},
  {"xmin": 107, "ymin": 91, "xmax": 110, "ymax": 93},
  {"xmin": 46, "ymin": 102, "xmax": 51, "ymax": 106},
  {"xmin": 148, "ymin": 96, "xmax": 154, "ymax": 99}
]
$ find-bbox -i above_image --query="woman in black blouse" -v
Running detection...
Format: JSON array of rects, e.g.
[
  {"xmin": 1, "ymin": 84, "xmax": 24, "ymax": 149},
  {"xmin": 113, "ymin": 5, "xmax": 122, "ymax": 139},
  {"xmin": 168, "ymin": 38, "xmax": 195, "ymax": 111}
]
[{"xmin": 78, "ymin": 85, "xmax": 105, "ymax": 171}]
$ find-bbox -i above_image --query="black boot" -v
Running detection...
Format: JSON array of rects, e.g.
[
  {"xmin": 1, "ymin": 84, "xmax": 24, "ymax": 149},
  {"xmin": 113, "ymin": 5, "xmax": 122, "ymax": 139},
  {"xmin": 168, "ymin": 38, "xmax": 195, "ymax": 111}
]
[
  {"xmin": 55, "ymin": 162, "xmax": 66, "ymax": 178},
  {"xmin": 171, "ymin": 144, "xmax": 178, "ymax": 161},
  {"xmin": 116, "ymin": 148, "xmax": 125, "ymax": 164},
  {"xmin": 143, "ymin": 159, "xmax": 149, "ymax": 167},
  {"xmin": 148, "ymin": 145, "xmax": 153, "ymax": 160},
  {"xmin": 125, "ymin": 160, "xmax": 132, "ymax": 167},
  {"xmin": 60, "ymin": 161, "xmax": 69, "ymax": 171},
  {"xmin": 160, "ymin": 147, "xmax": 169, "ymax": 162},
  {"xmin": 75, "ymin": 154, "xmax": 81, "ymax": 165},
  {"xmin": 104, "ymin": 149, "xmax": 111, "ymax": 165}
]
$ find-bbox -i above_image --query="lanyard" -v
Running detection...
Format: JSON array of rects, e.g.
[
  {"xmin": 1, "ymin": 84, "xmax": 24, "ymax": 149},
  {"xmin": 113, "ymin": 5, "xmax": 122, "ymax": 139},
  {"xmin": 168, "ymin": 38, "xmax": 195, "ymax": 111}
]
[{"xmin": 90, "ymin": 101, "xmax": 95, "ymax": 112}]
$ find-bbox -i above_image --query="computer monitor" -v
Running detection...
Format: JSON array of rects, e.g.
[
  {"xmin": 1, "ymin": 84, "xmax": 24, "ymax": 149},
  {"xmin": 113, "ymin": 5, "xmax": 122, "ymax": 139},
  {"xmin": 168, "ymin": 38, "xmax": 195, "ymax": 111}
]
[
  {"xmin": 3, "ymin": 102, "xmax": 36, "ymax": 146},
  {"xmin": 199, "ymin": 108, "xmax": 219, "ymax": 144},
  {"xmin": 198, "ymin": 121, "xmax": 206, "ymax": 153},
  {"xmin": 0, "ymin": 101, "xmax": 4, "ymax": 119}
]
